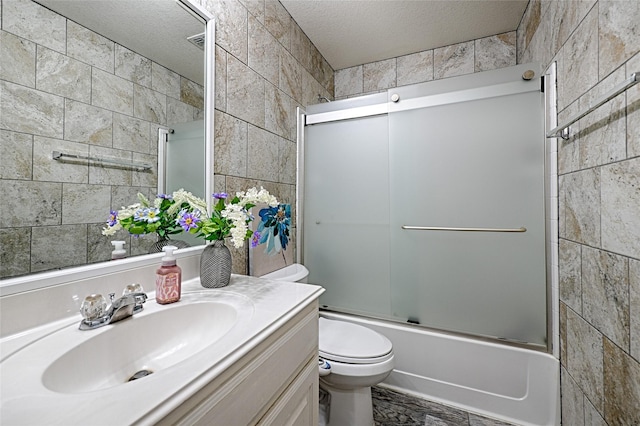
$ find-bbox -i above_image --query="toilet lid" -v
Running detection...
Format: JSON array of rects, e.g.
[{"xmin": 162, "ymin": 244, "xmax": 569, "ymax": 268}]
[{"xmin": 319, "ymin": 317, "xmax": 393, "ymax": 364}]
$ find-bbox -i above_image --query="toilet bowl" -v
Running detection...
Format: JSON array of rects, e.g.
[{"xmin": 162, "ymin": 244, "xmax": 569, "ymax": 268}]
[
  {"xmin": 317, "ymin": 316, "xmax": 394, "ymax": 426},
  {"xmin": 261, "ymin": 264, "xmax": 395, "ymax": 426}
]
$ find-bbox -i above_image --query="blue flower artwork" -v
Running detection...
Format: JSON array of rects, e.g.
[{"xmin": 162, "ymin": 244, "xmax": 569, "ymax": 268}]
[{"xmin": 256, "ymin": 204, "xmax": 291, "ymax": 257}]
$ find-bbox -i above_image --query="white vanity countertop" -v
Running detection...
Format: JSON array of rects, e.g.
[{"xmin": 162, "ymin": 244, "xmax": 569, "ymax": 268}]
[{"xmin": 0, "ymin": 274, "xmax": 323, "ymax": 426}]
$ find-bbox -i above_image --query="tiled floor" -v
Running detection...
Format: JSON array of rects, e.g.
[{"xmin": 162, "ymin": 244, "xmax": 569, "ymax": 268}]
[{"xmin": 372, "ymin": 386, "xmax": 517, "ymax": 426}]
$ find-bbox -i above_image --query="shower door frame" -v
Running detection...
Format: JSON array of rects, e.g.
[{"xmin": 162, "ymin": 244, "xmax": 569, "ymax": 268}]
[{"xmin": 297, "ymin": 63, "xmax": 558, "ymax": 354}]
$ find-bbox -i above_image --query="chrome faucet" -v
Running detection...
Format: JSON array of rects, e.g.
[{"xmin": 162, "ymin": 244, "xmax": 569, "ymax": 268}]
[{"xmin": 79, "ymin": 289, "xmax": 147, "ymax": 330}]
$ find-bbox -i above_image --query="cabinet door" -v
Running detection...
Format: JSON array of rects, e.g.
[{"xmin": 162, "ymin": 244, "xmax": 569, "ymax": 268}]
[
  {"xmin": 159, "ymin": 303, "xmax": 319, "ymax": 426},
  {"xmin": 257, "ymin": 358, "xmax": 318, "ymax": 426}
]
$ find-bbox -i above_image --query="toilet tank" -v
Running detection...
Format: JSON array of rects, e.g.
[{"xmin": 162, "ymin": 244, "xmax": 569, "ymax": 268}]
[{"xmin": 260, "ymin": 264, "xmax": 309, "ymax": 283}]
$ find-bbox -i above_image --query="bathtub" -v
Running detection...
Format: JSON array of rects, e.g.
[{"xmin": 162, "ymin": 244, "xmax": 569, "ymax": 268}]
[{"xmin": 320, "ymin": 311, "xmax": 560, "ymax": 426}]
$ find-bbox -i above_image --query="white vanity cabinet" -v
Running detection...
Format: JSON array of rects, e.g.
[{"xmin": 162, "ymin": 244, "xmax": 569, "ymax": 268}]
[
  {"xmin": 1, "ymin": 257, "xmax": 324, "ymax": 426},
  {"xmin": 157, "ymin": 300, "xmax": 319, "ymax": 426}
]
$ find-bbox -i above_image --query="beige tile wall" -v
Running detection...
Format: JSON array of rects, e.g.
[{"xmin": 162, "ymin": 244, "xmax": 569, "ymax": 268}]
[
  {"xmin": 0, "ymin": 0, "xmax": 204, "ymax": 277},
  {"xmin": 1, "ymin": 0, "xmax": 334, "ymax": 278},
  {"xmin": 334, "ymin": 31, "xmax": 517, "ymax": 99},
  {"xmin": 194, "ymin": 0, "xmax": 333, "ymax": 274},
  {"xmin": 519, "ymin": 1, "xmax": 640, "ymax": 424}
]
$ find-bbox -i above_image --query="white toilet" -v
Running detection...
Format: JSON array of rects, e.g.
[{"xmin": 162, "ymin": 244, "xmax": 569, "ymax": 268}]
[{"xmin": 261, "ymin": 264, "xmax": 395, "ymax": 426}]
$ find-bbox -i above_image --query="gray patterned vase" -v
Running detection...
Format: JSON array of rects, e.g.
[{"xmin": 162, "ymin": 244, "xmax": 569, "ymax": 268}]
[
  {"xmin": 200, "ymin": 240, "xmax": 232, "ymax": 288},
  {"xmin": 149, "ymin": 238, "xmax": 190, "ymax": 253}
]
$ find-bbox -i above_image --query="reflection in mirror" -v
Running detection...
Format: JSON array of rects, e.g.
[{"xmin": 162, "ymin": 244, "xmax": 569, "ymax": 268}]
[
  {"xmin": 0, "ymin": 0, "xmax": 210, "ymax": 278},
  {"xmin": 159, "ymin": 119, "xmax": 206, "ymax": 247}
]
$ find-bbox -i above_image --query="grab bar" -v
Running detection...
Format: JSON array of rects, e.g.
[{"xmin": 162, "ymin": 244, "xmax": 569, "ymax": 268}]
[
  {"xmin": 52, "ymin": 151, "xmax": 152, "ymax": 171},
  {"xmin": 402, "ymin": 225, "xmax": 527, "ymax": 233}
]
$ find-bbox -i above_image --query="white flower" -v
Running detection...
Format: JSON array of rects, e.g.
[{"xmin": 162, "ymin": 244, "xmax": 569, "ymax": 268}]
[
  {"xmin": 101, "ymin": 222, "xmax": 121, "ymax": 236},
  {"xmin": 170, "ymin": 189, "xmax": 208, "ymax": 216},
  {"xmin": 235, "ymin": 187, "xmax": 278, "ymax": 207},
  {"xmin": 229, "ymin": 222, "xmax": 248, "ymax": 248},
  {"xmin": 118, "ymin": 203, "xmax": 141, "ymax": 220},
  {"xmin": 221, "ymin": 203, "xmax": 245, "ymax": 219},
  {"xmin": 137, "ymin": 193, "xmax": 151, "ymax": 207},
  {"xmin": 221, "ymin": 203, "xmax": 254, "ymax": 248}
]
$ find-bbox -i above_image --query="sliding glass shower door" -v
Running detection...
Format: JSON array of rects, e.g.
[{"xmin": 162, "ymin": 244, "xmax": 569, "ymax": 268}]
[
  {"xmin": 304, "ymin": 107, "xmax": 392, "ymax": 316},
  {"xmin": 388, "ymin": 79, "xmax": 547, "ymax": 345},
  {"xmin": 303, "ymin": 64, "xmax": 548, "ymax": 347}
]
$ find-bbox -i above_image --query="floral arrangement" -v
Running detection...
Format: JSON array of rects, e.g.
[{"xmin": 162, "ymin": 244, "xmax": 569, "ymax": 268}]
[
  {"xmin": 102, "ymin": 187, "xmax": 279, "ymax": 250},
  {"xmin": 102, "ymin": 189, "xmax": 206, "ymax": 239},
  {"xmin": 189, "ymin": 187, "xmax": 278, "ymax": 248}
]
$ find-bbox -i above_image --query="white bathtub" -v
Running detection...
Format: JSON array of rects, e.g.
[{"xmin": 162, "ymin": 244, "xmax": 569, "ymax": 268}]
[{"xmin": 320, "ymin": 311, "xmax": 560, "ymax": 426}]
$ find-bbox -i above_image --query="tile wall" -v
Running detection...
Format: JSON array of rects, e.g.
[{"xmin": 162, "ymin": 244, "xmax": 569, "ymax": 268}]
[
  {"xmin": 0, "ymin": 0, "xmax": 333, "ymax": 278},
  {"xmin": 0, "ymin": 0, "xmax": 205, "ymax": 277},
  {"xmin": 334, "ymin": 32, "xmax": 516, "ymax": 99},
  {"xmin": 197, "ymin": 0, "xmax": 334, "ymax": 274},
  {"xmin": 519, "ymin": 1, "xmax": 639, "ymax": 424}
]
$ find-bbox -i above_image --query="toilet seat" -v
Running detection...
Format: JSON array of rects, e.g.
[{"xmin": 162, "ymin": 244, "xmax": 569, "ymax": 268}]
[{"xmin": 319, "ymin": 317, "xmax": 393, "ymax": 364}]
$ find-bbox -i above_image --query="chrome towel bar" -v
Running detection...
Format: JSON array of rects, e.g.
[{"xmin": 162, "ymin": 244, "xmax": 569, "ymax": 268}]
[
  {"xmin": 547, "ymin": 72, "xmax": 638, "ymax": 140},
  {"xmin": 402, "ymin": 225, "xmax": 527, "ymax": 233},
  {"xmin": 52, "ymin": 151, "xmax": 152, "ymax": 171}
]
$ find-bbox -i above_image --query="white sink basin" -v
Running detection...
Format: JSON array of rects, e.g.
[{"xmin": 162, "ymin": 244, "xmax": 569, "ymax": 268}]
[
  {"xmin": 1, "ymin": 290, "xmax": 254, "ymax": 395},
  {"xmin": 43, "ymin": 298, "xmax": 239, "ymax": 393}
]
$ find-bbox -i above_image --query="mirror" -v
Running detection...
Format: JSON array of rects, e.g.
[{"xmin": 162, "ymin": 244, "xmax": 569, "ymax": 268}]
[{"xmin": 0, "ymin": 0, "xmax": 214, "ymax": 279}]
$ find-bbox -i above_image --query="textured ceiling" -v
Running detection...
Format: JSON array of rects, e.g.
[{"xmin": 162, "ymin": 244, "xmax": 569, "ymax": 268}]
[
  {"xmin": 280, "ymin": 0, "xmax": 529, "ymax": 70},
  {"xmin": 35, "ymin": 1, "xmax": 529, "ymax": 81},
  {"xmin": 35, "ymin": 0, "xmax": 205, "ymax": 84}
]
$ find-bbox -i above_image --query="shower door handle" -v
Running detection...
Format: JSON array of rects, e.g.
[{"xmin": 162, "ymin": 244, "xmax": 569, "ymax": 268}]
[{"xmin": 401, "ymin": 225, "xmax": 527, "ymax": 233}]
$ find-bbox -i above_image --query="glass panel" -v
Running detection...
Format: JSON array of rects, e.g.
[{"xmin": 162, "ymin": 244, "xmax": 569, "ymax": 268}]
[
  {"xmin": 388, "ymin": 90, "xmax": 547, "ymax": 345},
  {"xmin": 166, "ymin": 119, "xmax": 205, "ymax": 246},
  {"xmin": 166, "ymin": 120, "xmax": 205, "ymax": 196},
  {"xmin": 304, "ymin": 115, "xmax": 392, "ymax": 316}
]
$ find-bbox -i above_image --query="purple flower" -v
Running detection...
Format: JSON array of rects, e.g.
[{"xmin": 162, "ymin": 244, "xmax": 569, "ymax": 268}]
[
  {"xmin": 157, "ymin": 193, "xmax": 173, "ymax": 200},
  {"xmin": 178, "ymin": 212, "xmax": 200, "ymax": 231},
  {"xmin": 213, "ymin": 192, "xmax": 228, "ymax": 199},
  {"xmin": 251, "ymin": 231, "xmax": 261, "ymax": 248},
  {"xmin": 108, "ymin": 210, "xmax": 118, "ymax": 226}
]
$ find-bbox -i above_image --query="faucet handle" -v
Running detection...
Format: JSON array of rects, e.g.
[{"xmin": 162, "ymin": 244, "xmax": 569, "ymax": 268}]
[
  {"xmin": 130, "ymin": 292, "xmax": 148, "ymax": 315},
  {"xmin": 122, "ymin": 283, "xmax": 144, "ymax": 296},
  {"xmin": 134, "ymin": 292, "xmax": 148, "ymax": 304},
  {"xmin": 80, "ymin": 294, "xmax": 108, "ymax": 321}
]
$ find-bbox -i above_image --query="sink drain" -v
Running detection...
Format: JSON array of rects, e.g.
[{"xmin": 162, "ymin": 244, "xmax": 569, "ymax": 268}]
[{"xmin": 127, "ymin": 369, "xmax": 153, "ymax": 382}]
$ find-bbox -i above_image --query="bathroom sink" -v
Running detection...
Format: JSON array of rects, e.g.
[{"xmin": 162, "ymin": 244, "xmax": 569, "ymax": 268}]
[
  {"xmin": 44, "ymin": 300, "xmax": 238, "ymax": 393},
  {"xmin": 3, "ymin": 291, "xmax": 254, "ymax": 395},
  {"xmin": 0, "ymin": 275, "xmax": 324, "ymax": 426}
]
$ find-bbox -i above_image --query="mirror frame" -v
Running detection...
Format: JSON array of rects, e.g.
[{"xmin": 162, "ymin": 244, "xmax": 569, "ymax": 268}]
[{"xmin": 0, "ymin": 0, "xmax": 214, "ymax": 296}]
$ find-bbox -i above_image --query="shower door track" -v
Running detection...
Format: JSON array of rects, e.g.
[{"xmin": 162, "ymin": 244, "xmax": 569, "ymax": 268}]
[{"xmin": 305, "ymin": 79, "xmax": 539, "ymax": 126}]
